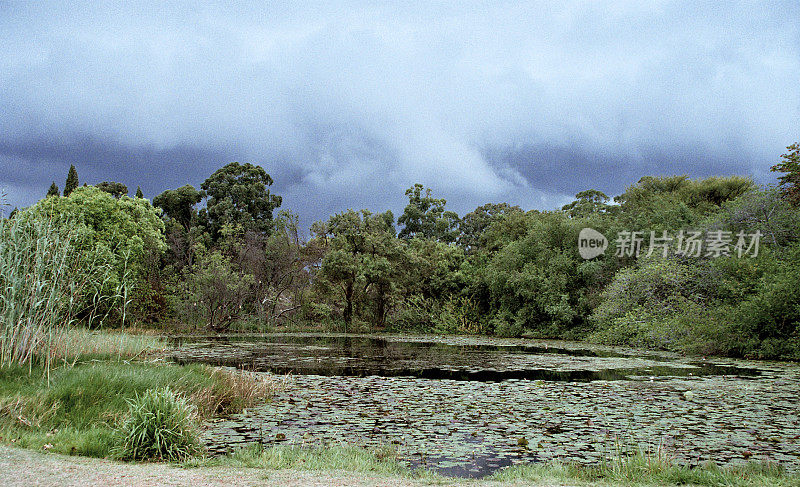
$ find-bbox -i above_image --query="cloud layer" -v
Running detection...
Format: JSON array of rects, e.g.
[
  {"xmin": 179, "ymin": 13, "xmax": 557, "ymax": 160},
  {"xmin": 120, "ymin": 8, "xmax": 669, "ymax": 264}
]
[{"xmin": 2, "ymin": 1, "xmax": 798, "ymax": 224}]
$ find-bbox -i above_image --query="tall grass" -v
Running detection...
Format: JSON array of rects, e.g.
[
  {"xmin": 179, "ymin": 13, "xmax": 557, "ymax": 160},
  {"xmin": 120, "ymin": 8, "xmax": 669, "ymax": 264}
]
[
  {"xmin": 0, "ymin": 213, "xmax": 119, "ymax": 370},
  {"xmin": 49, "ymin": 328, "xmax": 167, "ymax": 362}
]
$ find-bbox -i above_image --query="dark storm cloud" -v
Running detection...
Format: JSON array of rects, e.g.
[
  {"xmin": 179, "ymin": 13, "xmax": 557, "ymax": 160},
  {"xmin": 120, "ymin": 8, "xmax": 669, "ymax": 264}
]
[{"xmin": 1, "ymin": 1, "xmax": 798, "ymax": 225}]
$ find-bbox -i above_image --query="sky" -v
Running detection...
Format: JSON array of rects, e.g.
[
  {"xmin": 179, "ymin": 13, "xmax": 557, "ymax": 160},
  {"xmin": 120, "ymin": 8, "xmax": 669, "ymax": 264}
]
[{"xmin": 1, "ymin": 1, "xmax": 799, "ymax": 227}]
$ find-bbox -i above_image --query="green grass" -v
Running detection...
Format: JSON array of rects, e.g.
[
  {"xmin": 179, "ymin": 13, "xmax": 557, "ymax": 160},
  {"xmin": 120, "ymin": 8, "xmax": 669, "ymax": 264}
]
[
  {"xmin": 187, "ymin": 443, "xmax": 440, "ymax": 480},
  {"xmin": 186, "ymin": 443, "xmax": 799, "ymax": 486},
  {"xmin": 49, "ymin": 328, "xmax": 167, "ymax": 363},
  {"xmin": 0, "ymin": 361, "xmax": 280, "ymax": 458},
  {"xmin": 490, "ymin": 451, "xmax": 800, "ymax": 486},
  {"xmin": 112, "ymin": 387, "xmax": 201, "ymax": 461}
]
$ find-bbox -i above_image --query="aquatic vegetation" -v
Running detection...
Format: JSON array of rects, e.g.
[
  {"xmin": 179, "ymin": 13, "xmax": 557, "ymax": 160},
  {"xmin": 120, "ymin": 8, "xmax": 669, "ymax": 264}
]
[{"xmin": 179, "ymin": 334, "xmax": 800, "ymax": 478}]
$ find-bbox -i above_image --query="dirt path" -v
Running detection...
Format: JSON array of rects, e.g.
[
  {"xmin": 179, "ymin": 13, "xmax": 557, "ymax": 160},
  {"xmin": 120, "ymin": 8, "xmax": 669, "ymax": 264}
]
[{"xmin": 0, "ymin": 445, "xmax": 574, "ymax": 487}]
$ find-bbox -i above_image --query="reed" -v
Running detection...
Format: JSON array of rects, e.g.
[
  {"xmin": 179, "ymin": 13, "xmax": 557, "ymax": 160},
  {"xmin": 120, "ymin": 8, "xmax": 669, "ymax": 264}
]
[{"xmin": 0, "ymin": 213, "xmax": 119, "ymax": 371}]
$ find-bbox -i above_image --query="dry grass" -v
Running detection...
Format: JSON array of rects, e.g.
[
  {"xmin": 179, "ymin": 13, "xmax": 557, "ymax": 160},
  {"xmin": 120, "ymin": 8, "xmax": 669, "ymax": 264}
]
[
  {"xmin": 48, "ymin": 328, "xmax": 167, "ymax": 363},
  {"xmin": 191, "ymin": 368, "xmax": 289, "ymax": 418}
]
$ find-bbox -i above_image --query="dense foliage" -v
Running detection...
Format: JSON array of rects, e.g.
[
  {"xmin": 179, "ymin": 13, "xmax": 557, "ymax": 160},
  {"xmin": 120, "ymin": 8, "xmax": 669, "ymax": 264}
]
[{"xmin": 11, "ymin": 147, "xmax": 800, "ymax": 360}]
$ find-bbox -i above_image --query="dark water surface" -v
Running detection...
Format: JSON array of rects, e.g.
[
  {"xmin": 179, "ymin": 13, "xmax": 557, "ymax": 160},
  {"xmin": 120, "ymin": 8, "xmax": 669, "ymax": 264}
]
[{"xmin": 171, "ymin": 334, "xmax": 800, "ymax": 478}]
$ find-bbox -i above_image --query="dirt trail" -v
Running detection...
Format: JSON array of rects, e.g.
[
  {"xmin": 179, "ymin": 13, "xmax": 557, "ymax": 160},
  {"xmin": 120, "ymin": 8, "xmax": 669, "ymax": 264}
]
[{"xmin": 0, "ymin": 445, "xmax": 572, "ymax": 487}]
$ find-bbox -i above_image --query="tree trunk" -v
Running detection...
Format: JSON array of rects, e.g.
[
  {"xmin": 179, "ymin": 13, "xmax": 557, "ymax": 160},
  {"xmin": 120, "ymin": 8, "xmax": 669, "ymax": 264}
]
[{"xmin": 343, "ymin": 280, "xmax": 354, "ymax": 331}]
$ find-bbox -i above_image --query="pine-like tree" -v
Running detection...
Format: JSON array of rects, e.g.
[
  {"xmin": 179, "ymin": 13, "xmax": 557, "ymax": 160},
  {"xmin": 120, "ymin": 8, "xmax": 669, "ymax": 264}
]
[
  {"xmin": 135, "ymin": 186, "xmax": 144, "ymax": 198},
  {"xmin": 47, "ymin": 181, "xmax": 60, "ymax": 198},
  {"xmin": 64, "ymin": 165, "xmax": 79, "ymax": 197}
]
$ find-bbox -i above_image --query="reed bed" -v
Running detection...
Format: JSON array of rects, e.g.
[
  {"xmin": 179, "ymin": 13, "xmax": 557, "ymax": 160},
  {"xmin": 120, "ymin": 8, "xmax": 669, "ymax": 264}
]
[{"xmin": 0, "ymin": 213, "xmax": 117, "ymax": 370}]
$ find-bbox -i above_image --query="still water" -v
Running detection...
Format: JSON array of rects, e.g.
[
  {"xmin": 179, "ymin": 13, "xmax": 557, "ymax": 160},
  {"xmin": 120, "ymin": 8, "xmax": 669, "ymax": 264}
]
[{"xmin": 172, "ymin": 334, "xmax": 799, "ymax": 478}]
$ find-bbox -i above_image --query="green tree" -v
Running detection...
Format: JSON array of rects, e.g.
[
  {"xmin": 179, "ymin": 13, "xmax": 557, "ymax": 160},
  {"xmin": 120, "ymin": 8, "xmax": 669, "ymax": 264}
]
[
  {"xmin": 313, "ymin": 209, "xmax": 400, "ymax": 329},
  {"xmin": 135, "ymin": 186, "xmax": 144, "ymax": 199},
  {"xmin": 482, "ymin": 211, "xmax": 598, "ymax": 336},
  {"xmin": 154, "ymin": 185, "xmax": 204, "ymax": 230},
  {"xmin": 96, "ymin": 181, "xmax": 129, "ymax": 198},
  {"xmin": 613, "ymin": 175, "xmax": 754, "ymax": 231},
  {"xmin": 63, "ymin": 164, "xmax": 79, "ymax": 197},
  {"xmin": 27, "ymin": 186, "xmax": 166, "ymax": 325},
  {"xmin": 459, "ymin": 202, "xmax": 523, "ymax": 250},
  {"xmin": 46, "ymin": 182, "xmax": 60, "ymax": 198},
  {"xmin": 397, "ymin": 184, "xmax": 460, "ymax": 242},
  {"xmin": 562, "ymin": 189, "xmax": 610, "ymax": 218},
  {"xmin": 200, "ymin": 162, "xmax": 282, "ymax": 238},
  {"xmin": 771, "ymin": 142, "xmax": 800, "ymax": 205},
  {"xmin": 185, "ymin": 251, "xmax": 254, "ymax": 332}
]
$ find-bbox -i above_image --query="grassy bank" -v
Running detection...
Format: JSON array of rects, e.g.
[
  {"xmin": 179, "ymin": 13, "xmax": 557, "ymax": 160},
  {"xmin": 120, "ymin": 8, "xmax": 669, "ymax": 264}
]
[
  {"xmin": 0, "ymin": 330, "xmax": 281, "ymax": 458},
  {"xmin": 186, "ymin": 443, "xmax": 799, "ymax": 486},
  {"xmin": 490, "ymin": 454, "xmax": 799, "ymax": 486}
]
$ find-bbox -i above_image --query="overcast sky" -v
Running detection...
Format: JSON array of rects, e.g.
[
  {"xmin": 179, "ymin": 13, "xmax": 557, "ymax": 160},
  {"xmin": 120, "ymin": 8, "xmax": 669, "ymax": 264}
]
[{"xmin": 2, "ymin": 1, "xmax": 798, "ymax": 227}]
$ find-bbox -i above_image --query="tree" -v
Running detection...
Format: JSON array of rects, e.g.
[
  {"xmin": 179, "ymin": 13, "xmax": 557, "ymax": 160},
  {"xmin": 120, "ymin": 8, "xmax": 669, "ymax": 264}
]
[
  {"xmin": 313, "ymin": 209, "xmax": 401, "ymax": 329},
  {"xmin": 200, "ymin": 162, "xmax": 282, "ymax": 238},
  {"xmin": 459, "ymin": 202, "xmax": 523, "ymax": 250},
  {"xmin": 26, "ymin": 186, "xmax": 166, "ymax": 326},
  {"xmin": 771, "ymin": 142, "xmax": 800, "ymax": 205},
  {"xmin": 397, "ymin": 184, "xmax": 460, "ymax": 242},
  {"xmin": 135, "ymin": 186, "xmax": 144, "ymax": 199},
  {"xmin": 96, "ymin": 181, "xmax": 129, "ymax": 198},
  {"xmin": 63, "ymin": 165, "xmax": 79, "ymax": 197},
  {"xmin": 562, "ymin": 189, "xmax": 610, "ymax": 218},
  {"xmin": 46, "ymin": 182, "xmax": 60, "ymax": 198},
  {"xmin": 613, "ymin": 175, "xmax": 754, "ymax": 231},
  {"xmin": 482, "ymin": 211, "xmax": 594, "ymax": 336},
  {"xmin": 185, "ymin": 251, "xmax": 254, "ymax": 332},
  {"xmin": 153, "ymin": 185, "xmax": 203, "ymax": 230}
]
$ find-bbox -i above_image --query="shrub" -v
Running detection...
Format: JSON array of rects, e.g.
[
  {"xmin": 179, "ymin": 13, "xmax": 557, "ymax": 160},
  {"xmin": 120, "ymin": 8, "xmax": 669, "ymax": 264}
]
[
  {"xmin": 434, "ymin": 296, "xmax": 484, "ymax": 334},
  {"xmin": 491, "ymin": 315, "xmax": 524, "ymax": 338},
  {"xmin": 112, "ymin": 387, "xmax": 201, "ymax": 461}
]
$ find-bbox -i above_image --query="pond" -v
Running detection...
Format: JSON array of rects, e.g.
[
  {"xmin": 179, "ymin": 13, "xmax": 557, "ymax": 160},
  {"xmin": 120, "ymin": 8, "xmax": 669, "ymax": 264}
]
[{"xmin": 171, "ymin": 333, "xmax": 800, "ymax": 478}]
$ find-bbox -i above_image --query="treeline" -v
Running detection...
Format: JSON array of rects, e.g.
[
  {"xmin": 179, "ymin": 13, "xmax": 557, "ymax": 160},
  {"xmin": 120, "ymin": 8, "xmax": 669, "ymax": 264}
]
[{"xmin": 14, "ymin": 144, "xmax": 800, "ymax": 359}]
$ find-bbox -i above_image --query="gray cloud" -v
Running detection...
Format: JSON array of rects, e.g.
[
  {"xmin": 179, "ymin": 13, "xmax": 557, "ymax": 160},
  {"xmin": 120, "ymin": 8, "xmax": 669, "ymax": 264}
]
[{"xmin": 1, "ymin": 1, "xmax": 798, "ymax": 226}]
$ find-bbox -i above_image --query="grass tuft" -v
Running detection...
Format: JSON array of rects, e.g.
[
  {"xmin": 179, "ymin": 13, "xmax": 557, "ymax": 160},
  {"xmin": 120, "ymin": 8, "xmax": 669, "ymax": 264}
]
[
  {"xmin": 190, "ymin": 368, "xmax": 287, "ymax": 417},
  {"xmin": 111, "ymin": 387, "xmax": 201, "ymax": 462}
]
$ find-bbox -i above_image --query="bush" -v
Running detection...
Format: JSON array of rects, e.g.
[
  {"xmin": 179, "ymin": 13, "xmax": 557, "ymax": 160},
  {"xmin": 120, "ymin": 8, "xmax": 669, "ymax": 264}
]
[
  {"xmin": 112, "ymin": 387, "xmax": 201, "ymax": 461},
  {"xmin": 491, "ymin": 315, "xmax": 524, "ymax": 338},
  {"xmin": 434, "ymin": 296, "xmax": 484, "ymax": 334}
]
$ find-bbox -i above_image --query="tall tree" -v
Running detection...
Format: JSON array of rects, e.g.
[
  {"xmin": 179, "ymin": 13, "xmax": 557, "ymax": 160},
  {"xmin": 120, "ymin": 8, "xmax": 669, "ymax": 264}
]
[
  {"xmin": 96, "ymin": 181, "xmax": 129, "ymax": 198},
  {"xmin": 153, "ymin": 185, "xmax": 203, "ymax": 229},
  {"xmin": 63, "ymin": 165, "xmax": 79, "ymax": 197},
  {"xmin": 135, "ymin": 186, "xmax": 144, "ymax": 198},
  {"xmin": 397, "ymin": 184, "xmax": 460, "ymax": 243},
  {"xmin": 313, "ymin": 209, "xmax": 400, "ymax": 329},
  {"xmin": 771, "ymin": 142, "xmax": 800, "ymax": 205},
  {"xmin": 46, "ymin": 182, "xmax": 60, "ymax": 198},
  {"xmin": 561, "ymin": 189, "xmax": 610, "ymax": 218},
  {"xmin": 200, "ymin": 162, "xmax": 282, "ymax": 238},
  {"xmin": 459, "ymin": 202, "xmax": 523, "ymax": 250}
]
